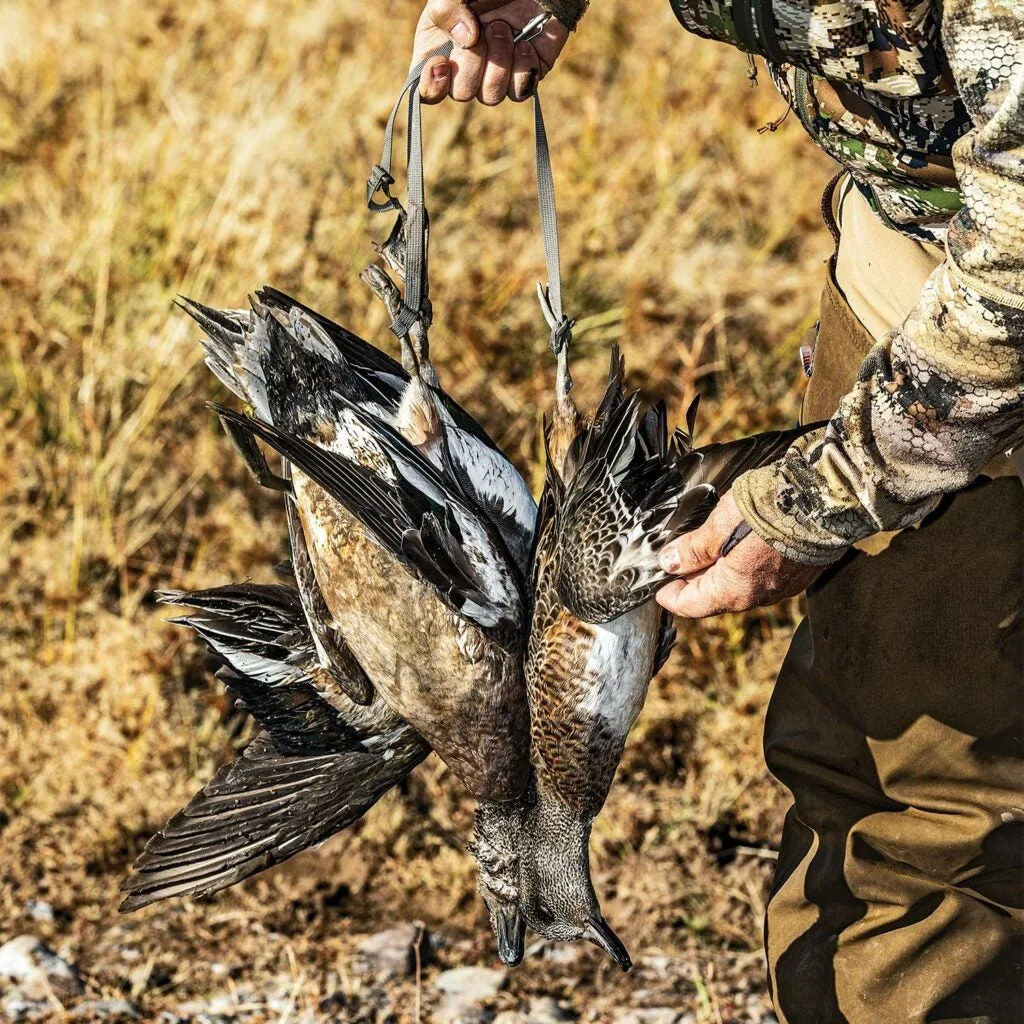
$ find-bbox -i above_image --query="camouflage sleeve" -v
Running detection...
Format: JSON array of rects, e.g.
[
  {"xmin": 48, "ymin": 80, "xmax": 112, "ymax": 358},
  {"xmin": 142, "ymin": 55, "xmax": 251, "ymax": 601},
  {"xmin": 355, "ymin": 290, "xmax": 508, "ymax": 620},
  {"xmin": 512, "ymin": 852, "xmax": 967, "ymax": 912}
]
[{"xmin": 731, "ymin": 0, "xmax": 1024, "ymax": 565}]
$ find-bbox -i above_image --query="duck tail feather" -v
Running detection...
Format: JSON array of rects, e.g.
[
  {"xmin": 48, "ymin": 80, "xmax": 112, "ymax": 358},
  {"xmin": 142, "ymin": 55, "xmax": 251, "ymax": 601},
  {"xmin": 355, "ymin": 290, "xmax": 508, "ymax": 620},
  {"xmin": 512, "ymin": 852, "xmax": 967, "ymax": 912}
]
[{"xmin": 179, "ymin": 296, "xmax": 272, "ymax": 415}]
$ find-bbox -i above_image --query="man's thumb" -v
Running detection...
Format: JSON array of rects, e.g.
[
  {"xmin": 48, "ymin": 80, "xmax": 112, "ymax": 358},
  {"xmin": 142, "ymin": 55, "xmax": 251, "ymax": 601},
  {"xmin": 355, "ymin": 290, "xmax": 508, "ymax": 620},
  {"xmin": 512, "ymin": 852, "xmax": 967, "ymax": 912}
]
[
  {"xmin": 425, "ymin": 0, "xmax": 479, "ymax": 48},
  {"xmin": 659, "ymin": 523, "xmax": 720, "ymax": 577}
]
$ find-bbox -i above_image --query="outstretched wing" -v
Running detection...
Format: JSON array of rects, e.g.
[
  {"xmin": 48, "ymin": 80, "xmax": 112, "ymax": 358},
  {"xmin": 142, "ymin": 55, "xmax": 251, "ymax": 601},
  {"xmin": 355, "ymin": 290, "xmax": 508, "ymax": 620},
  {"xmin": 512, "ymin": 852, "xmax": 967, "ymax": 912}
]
[
  {"xmin": 555, "ymin": 370, "xmax": 818, "ymax": 622},
  {"xmin": 119, "ymin": 729, "xmax": 430, "ymax": 912},
  {"xmin": 158, "ymin": 584, "xmax": 397, "ymax": 752}
]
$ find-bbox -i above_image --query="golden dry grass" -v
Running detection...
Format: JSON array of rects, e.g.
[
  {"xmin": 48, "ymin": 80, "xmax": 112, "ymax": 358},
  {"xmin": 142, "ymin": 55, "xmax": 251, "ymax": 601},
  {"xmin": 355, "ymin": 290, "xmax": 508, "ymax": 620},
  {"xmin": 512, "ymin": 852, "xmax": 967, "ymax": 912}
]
[{"xmin": 1, "ymin": 0, "xmax": 836, "ymax": 1019}]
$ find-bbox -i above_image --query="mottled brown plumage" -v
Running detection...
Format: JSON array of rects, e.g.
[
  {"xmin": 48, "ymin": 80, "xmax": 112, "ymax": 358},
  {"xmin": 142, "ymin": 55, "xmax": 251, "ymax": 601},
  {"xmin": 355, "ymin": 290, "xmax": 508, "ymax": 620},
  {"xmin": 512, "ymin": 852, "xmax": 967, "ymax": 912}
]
[{"xmin": 294, "ymin": 471, "xmax": 529, "ymax": 802}]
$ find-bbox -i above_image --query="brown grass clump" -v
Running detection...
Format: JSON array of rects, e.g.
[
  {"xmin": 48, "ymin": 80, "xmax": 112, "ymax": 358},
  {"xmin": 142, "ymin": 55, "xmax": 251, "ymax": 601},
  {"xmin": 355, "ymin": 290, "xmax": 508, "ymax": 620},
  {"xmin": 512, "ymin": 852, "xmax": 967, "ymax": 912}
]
[{"xmin": 1, "ymin": 0, "xmax": 835, "ymax": 1019}]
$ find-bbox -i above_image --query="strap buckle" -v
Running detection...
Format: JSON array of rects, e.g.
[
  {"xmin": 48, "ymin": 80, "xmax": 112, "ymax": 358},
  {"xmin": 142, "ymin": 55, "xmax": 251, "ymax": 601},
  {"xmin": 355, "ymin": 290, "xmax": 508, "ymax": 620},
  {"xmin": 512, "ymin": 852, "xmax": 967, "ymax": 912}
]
[{"xmin": 367, "ymin": 164, "xmax": 399, "ymax": 212}]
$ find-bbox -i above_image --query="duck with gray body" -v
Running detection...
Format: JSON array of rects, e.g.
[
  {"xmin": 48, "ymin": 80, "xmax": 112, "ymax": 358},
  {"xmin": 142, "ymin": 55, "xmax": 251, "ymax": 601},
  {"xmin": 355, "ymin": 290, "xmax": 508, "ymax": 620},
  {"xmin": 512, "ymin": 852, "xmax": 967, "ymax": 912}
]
[{"xmin": 171, "ymin": 241, "xmax": 535, "ymax": 964}]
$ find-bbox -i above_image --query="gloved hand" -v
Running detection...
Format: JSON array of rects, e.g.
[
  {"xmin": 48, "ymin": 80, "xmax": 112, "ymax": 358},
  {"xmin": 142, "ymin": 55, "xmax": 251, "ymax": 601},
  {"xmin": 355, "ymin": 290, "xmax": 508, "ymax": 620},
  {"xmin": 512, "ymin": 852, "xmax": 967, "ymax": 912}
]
[{"xmin": 412, "ymin": 1, "xmax": 571, "ymax": 105}]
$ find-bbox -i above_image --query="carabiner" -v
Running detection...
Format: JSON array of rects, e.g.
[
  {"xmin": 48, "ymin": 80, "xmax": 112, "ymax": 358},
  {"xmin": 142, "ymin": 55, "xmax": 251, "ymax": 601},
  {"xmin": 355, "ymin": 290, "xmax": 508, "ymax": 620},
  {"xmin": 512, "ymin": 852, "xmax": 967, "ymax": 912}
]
[{"xmin": 513, "ymin": 11, "xmax": 553, "ymax": 45}]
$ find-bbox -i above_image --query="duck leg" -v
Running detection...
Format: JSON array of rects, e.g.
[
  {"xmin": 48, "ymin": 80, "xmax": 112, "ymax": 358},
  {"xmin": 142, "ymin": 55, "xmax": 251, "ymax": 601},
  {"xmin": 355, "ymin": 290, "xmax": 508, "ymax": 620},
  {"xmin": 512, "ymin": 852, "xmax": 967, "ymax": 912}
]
[
  {"xmin": 219, "ymin": 412, "xmax": 294, "ymax": 493},
  {"xmin": 360, "ymin": 262, "xmax": 421, "ymax": 377},
  {"xmin": 366, "ymin": 213, "xmax": 436, "ymax": 382}
]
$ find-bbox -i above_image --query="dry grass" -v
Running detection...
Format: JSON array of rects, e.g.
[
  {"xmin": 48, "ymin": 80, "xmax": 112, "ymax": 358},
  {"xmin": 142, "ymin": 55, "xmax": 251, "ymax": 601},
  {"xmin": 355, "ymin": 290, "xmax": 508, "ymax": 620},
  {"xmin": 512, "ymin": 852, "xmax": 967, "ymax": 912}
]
[{"xmin": 0, "ymin": 0, "xmax": 836, "ymax": 1019}]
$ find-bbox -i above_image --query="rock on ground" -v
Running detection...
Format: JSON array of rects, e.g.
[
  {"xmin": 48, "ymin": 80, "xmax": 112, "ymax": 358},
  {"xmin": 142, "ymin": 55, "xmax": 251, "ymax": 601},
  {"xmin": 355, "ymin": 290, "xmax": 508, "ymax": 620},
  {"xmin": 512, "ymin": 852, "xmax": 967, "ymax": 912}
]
[
  {"xmin": 613, "ymin": 1011, "xmax": 684, "ymax": 1024},
  {"xmin": 435, "ymin": 965, "xmax": 508, "ymax": 1001},
  {"xmin": 352, "ymin": 924, "xmax": 432, "ymax": 982},
  {"xmin": 0, "ymin": 935, "xmax": 84, "ymax": 1001},
  {"xmin": 69, "ymin": 999, "xmax": 141, "ymax": 1020}
]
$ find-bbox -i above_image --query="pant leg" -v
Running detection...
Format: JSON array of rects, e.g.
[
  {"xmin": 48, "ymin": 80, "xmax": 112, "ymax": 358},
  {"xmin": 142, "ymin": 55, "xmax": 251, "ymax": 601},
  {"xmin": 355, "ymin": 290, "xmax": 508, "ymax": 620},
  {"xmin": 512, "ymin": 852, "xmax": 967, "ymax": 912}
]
[
  {"xmin": 765, "ymin": 474, "xmax": 1024, "ymax": 1024},
  {"xmin": 764, "ymin": 189, "xmax": 1024, "ymax": 1023}
]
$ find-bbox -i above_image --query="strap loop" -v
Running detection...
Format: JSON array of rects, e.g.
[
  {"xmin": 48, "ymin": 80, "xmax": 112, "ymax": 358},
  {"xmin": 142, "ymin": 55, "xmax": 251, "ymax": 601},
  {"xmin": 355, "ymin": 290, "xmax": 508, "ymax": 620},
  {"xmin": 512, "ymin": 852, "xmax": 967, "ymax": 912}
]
[
  {"xmin": 368, "ymin": 46, "xmax": 575, "ymax": 357},
  {"xmin": 533, "ymin": 95, "xmax": 574, "ymax": 354},
  {"xmin": 367, "ymin": 43, "xmax": 453, "ymax": 334},
  {"xmin": 367, "ymin": 164, "xmax": 398, "ymax": 212}
]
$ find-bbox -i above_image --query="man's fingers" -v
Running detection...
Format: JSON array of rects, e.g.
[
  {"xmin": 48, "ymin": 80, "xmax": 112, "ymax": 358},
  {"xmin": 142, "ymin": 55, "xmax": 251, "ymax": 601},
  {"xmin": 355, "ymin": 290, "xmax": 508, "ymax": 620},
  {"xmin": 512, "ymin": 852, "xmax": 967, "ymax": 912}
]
[
  {"xmin": 419, "ymin": 56, "xmax": 451, "ymax": 103},
  {"xmin": 479, "ymin": 21, "xmax": 514, "ymax": 105},
  {"xmin": 660, "ymin": 520, "xmax": 723, "ymax": 578},
  {"xmin": 530, "ymin": 16, "xmax": 569, "ymax": 73},
  {"xmin": 656, "ymin": 563, "xmax": 750, "ymax": 619},
  {"xmin": 425, "ymin": 0, "xmax": 479, "ymax": 47},
  {"xmin": 660, "ymin": 492, "xmax": 749, "ymax": 577},
  {"xmin": 449, "ymin": 38, "xmax": 487, "ymax": 102},
  {"xmin": 509, "ymin": 41, "xmax": 540, "ymax": 101}
]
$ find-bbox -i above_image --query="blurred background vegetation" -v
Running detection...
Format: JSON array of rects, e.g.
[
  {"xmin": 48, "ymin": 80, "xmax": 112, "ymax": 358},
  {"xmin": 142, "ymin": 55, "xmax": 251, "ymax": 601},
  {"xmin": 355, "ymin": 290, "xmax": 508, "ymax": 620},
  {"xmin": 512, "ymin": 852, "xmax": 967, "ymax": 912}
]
[{"xmin": 0, "ymin": 0, "xmax": 835, "ymax": 1019}]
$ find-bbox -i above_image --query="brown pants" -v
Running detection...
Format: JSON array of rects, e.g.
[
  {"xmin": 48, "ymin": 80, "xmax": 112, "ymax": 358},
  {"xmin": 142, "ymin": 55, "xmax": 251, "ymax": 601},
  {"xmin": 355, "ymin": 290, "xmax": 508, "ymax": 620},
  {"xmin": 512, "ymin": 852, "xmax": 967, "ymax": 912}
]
[{"xmin": 765, "ymin": 184, "xmax": 1024, "ymax": 1024}]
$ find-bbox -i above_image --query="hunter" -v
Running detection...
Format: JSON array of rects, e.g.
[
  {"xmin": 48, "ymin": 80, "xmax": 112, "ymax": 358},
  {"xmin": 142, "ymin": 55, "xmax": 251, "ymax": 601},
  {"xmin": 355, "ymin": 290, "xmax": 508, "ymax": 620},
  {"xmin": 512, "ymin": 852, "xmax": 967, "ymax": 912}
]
[{"xmin": 409, "ymin": 1, "xmax": 1024, "ymax": 1020}]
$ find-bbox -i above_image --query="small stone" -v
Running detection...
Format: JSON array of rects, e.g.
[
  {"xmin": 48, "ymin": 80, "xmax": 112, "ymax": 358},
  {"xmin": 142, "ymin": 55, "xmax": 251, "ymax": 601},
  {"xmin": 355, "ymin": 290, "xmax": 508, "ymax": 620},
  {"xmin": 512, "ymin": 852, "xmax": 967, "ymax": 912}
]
[
  {"xmin": 435, "ymin": 966, "xmax": 507, "ymax": 1002},
  {"xmin": 353, "ymin": 924, "xmax": 430, "ymax": 981},
  {"xmin": 528, "ymin": 996, "xmax": 575, "ymax": 1022},
  {"xmin": 0, "ymin": 935, "xmax": 83, "ymax": 1001},
  {"xmin": 434, "ymin": 1005, "xmax": 493, "ymax": 1024},
  {"xmin": 2, "ymin": 990, "xmax": 52, "ymax": 1022},
  {"xmin": 637, "ymin": 955, "xmax": 673, "ymax": 978},
  {"xmin": 677, "ymin": 1015, "xmax": 697, "ymax": 1024},
  {"xmin": 492, "ymin": 1013, "xmax": 530, "ymax": 1024},
  {"xmin": 25, "ymin": 901, "xmax": 55, "ymax": 924},
  {"xmin": 613, "ymin": 1012, "xmax": 681, "ymax": 1024},
  {"xmin": 69, "ymin": 999, "xmax": 141, "ymax": 1020}
]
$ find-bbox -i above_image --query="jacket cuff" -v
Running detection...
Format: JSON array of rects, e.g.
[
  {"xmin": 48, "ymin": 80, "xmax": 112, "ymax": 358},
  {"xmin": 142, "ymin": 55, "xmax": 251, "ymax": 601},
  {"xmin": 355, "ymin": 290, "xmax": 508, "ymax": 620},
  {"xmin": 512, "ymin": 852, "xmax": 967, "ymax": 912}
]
[
  {"xmin": 731, "ymin": 452, "xmax": 853, "ymax": 567},
  {"xmin": 539, "ymin": 0, "xmax": 589, "ymax": 30}
]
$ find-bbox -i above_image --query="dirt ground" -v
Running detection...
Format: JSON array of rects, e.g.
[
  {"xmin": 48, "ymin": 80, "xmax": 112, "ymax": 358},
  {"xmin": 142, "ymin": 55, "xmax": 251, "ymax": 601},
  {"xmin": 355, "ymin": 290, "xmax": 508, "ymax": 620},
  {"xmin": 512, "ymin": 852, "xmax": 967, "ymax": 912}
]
[{"xmin": 0, "ymin": 1, "xmax": 837, "ymax": 1020}]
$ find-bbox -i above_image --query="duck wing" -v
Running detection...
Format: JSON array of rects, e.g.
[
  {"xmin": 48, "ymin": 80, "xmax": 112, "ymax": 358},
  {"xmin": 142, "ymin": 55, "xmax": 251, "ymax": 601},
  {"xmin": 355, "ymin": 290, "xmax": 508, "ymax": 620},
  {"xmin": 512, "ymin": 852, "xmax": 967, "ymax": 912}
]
[
  {"xmin": 552, "ymin": 388, "xmax": 716, "ymax": 624},
  {"xmin": 554, "ymin": 371, "xmax": 817, "ymax": 623},
  {"xmin": 213, "ymin": 405, "xmax": 526, "ymax": 643},
  {"xmin": 122, "ymin": 579, "xmax": 431, "ymax": 913},
  {"xmin": 158, "ymin": 583, "xmax": 401, "ymax": 749},
  {"xmin": 119, "ymin": 727, "xmax": 429, "ymax": 912}
]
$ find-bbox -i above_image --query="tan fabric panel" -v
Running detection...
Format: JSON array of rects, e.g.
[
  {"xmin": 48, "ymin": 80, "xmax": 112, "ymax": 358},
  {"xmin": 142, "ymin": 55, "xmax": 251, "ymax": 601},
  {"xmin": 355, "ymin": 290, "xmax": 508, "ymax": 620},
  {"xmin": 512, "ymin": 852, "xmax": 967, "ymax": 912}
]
[{"xmin": 805, "ymin": 177, "xmax": 1016, "ymax": 502}]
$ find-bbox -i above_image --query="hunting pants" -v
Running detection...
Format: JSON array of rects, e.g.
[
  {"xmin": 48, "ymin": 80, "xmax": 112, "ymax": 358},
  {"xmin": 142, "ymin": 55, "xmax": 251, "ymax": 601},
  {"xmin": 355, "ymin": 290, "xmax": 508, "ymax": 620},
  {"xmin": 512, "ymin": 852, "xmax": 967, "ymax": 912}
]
[{"xmin": 764, "ymin": 178, "xmax": 1024, "ymax": 1024}]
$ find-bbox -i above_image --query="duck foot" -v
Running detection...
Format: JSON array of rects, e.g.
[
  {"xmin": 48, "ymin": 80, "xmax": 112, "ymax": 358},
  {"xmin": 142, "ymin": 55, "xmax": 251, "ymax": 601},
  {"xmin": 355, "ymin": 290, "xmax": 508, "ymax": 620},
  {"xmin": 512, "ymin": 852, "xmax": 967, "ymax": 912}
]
[{"xmin": 216, "ymin": 409, "xmax": 294, "ymax": 494}]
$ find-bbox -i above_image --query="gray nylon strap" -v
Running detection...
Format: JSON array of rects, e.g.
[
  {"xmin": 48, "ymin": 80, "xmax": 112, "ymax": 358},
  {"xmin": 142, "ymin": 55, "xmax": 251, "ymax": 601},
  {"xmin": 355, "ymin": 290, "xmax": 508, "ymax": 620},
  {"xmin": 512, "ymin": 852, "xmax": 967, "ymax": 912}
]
[
  {"xmin": 533, "ymin": 94, "xmax": 573, "ymax": 351},
  {"xmin": 368, "ymin": 44, "xmax": 453, "ymax": 336},
  {"xmin": 368, "ymin": 48, "xmax": 573, "ymax": 347}
]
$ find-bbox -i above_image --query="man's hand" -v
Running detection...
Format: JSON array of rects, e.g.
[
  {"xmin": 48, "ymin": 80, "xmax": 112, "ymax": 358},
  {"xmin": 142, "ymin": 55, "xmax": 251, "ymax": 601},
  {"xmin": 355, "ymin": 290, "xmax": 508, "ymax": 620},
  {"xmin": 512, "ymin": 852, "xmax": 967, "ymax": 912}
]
[
  {"xmin": 413, "ymin": 1, "xmax": 569, "ymax": 105},
  {"xmin": 655, "ymin": 492, "xmax": 826, "ymax": 618}
]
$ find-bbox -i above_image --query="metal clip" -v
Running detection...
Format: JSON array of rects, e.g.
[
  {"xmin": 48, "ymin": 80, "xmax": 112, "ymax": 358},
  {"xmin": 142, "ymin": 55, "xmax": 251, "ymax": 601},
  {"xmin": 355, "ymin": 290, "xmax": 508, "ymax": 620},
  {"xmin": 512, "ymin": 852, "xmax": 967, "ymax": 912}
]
[{"xmin": 514, "ymin": 11, "xmax": 553, "ymax": 45}]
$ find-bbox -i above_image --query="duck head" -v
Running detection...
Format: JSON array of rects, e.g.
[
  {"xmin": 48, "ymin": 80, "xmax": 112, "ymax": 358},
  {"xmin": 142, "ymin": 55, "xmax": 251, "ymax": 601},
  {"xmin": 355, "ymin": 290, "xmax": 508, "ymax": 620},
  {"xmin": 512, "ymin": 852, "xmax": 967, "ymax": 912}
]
[
  {"xmin": 471, "ymin": 801, "xmax": 528, "ymax": 968},
  {"xmin": 517, "ymin": 794, "xmax": 632, "ymax": 972}
]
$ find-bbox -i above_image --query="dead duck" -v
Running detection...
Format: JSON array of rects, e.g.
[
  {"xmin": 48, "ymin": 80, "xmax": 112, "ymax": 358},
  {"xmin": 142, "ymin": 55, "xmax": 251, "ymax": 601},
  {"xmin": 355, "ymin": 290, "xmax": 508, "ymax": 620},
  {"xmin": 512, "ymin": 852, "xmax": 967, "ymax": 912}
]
[
  {"xmin": 181, "ymin": 244, "xmax": 535, "ymax": 964},
  {"xmin": 517, "ymin": 330, "xmax": 811, "ymax": 970},
  {"xmin": 119, "ymin": 569, "xmax": 431, "ymax": 912}
]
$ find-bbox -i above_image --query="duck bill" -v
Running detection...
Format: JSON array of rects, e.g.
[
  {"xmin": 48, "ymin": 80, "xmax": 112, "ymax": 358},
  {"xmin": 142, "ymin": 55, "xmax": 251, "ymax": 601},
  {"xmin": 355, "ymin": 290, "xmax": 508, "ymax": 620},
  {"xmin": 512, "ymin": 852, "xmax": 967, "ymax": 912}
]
[
  {"xmin": 584, "ymin": 915, "xmax": 632, "ymax": 972},
  {"xmin": 495, "ymin": 910, "xmax": 526, "ymax": 967}
]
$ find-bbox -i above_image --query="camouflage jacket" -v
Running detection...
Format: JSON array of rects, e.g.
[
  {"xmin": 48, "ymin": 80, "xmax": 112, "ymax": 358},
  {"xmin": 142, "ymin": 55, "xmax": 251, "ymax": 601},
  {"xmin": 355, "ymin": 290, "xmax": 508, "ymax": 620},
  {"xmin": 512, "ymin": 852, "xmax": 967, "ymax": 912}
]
[{"xmin": 668, "ymin": 0, "xmax": 1024, "ymax": 562}]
